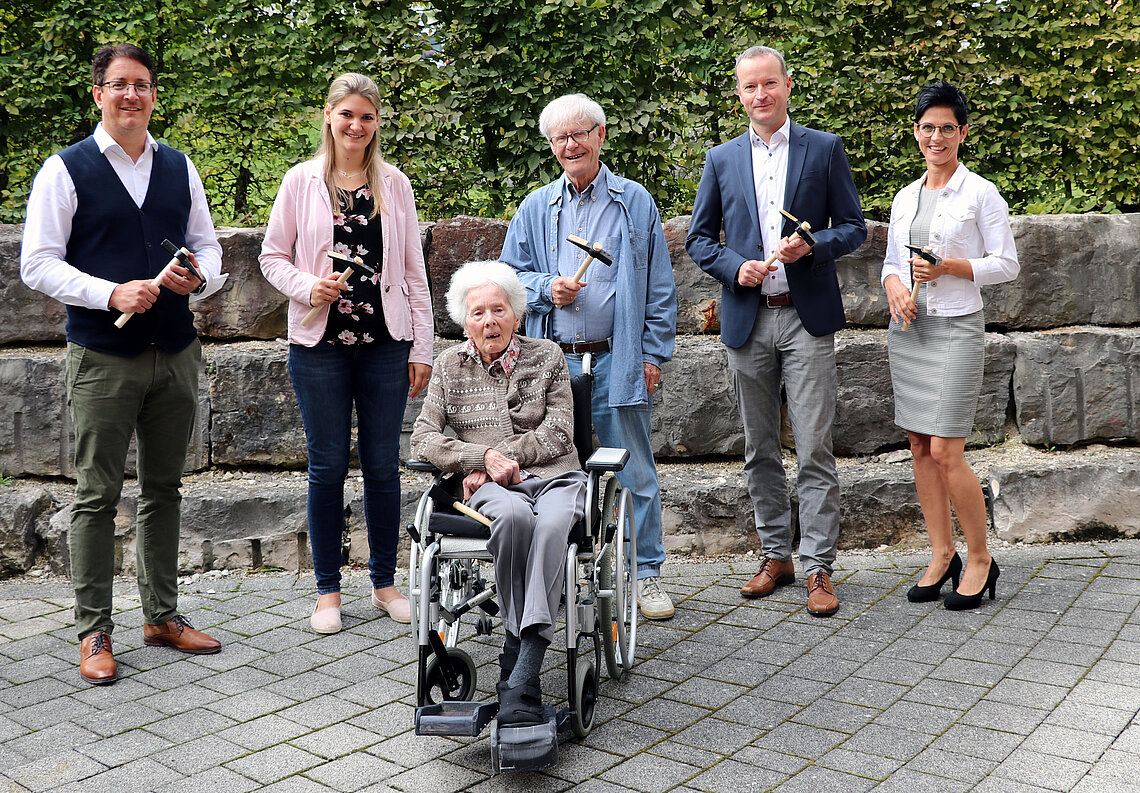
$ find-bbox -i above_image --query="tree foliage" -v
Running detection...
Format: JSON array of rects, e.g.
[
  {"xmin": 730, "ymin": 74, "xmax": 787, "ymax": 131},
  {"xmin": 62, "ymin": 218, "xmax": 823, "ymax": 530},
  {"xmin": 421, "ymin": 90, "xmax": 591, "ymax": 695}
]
[{"xmin": 2, "ymin": 0, "xmax": 1137, "ymax": 227}]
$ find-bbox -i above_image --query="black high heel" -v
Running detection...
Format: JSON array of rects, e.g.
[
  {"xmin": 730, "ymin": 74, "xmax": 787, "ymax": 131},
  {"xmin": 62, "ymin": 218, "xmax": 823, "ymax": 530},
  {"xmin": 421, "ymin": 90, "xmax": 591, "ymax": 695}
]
[
  {"xmin": 944, "ymin": 559, "xmax": 1000, "ymax": 611},
  {"xmin": 907, "ymin": 552, "xmax": 962, "ymax": 602}
]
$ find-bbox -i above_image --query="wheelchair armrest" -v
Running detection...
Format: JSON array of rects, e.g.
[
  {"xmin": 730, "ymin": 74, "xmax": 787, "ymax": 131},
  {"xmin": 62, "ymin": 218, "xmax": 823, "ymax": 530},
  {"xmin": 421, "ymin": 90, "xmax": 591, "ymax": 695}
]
[
  {"xmin": 405, "ymin": 459, "xmax": 442, "ymax": 474},
  {"xmin": 585, "ymin": 446, "xmax": 629, "ymax": 472}
]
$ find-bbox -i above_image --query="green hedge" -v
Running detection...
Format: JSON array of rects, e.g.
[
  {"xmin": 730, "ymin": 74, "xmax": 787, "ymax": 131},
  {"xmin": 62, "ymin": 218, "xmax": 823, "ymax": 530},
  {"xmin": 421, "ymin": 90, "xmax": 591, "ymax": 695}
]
[{"xmin": 3, "ymin": 0, "xmax": 1136, "ymax": 226}]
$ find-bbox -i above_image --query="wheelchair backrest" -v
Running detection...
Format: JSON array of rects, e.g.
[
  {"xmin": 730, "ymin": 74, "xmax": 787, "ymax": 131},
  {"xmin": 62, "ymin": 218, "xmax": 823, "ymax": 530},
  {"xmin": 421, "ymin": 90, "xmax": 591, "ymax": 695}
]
[{"xmin": 569, "ymin": 371, "xmax": 594, "ymax": 469}]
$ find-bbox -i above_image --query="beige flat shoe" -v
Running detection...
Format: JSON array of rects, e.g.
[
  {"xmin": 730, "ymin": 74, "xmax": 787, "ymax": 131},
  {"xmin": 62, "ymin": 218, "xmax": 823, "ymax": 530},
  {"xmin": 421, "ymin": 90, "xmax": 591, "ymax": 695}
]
[
  {"xmin": 310, "ymin": 601, "xmax": 342, "ymax": 634},
  {"xmin": 372, "ymin": 592, "xmax": 411, "ymax": 624}
]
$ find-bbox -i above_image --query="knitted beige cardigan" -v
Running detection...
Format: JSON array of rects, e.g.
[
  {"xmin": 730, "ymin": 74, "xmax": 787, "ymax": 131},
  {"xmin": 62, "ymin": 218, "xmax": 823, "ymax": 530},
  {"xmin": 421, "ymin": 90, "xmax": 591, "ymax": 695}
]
[{"xmin": 410, "ymin": 335, "xmax": 580, "ymax": 479}]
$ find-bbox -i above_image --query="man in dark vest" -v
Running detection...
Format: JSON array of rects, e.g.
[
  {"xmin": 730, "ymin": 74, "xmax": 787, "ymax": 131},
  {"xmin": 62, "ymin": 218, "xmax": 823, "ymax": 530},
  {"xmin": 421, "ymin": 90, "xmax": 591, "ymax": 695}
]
[{"xmin": 20, "ymin": 43, "xmax": 224, "ymax": 684}]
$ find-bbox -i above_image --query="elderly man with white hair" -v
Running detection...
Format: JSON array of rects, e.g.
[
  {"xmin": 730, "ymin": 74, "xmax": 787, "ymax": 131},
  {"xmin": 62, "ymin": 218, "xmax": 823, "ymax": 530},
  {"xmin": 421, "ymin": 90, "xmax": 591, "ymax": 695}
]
[
  {"xmin": 411, "ymin": 260, "xmax": 586, "ymax": 725},
  {"xmin": 500, "ymin": 93, "xmax": 677, "ymax": 620}
]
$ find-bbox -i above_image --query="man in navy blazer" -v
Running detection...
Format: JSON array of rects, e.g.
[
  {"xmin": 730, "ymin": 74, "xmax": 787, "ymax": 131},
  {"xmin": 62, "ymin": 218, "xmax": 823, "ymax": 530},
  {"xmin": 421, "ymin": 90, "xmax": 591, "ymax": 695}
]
[{"xmin": 686, "ymin": 46, "xmax": 865, "ymax": 616}]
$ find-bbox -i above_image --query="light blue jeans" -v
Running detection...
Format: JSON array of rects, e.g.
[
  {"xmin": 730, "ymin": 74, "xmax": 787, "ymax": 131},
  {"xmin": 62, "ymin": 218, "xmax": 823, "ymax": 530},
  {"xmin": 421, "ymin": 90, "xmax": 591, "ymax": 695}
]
[{"xmin": 565, "ymin": 351, "xmax": 665, "ymax": 579}]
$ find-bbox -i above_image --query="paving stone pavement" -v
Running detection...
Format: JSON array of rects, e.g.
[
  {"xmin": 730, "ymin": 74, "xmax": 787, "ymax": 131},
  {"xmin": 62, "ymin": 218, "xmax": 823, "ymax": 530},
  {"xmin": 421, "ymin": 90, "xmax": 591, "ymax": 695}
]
[{"xmin": 1, "ymin": 541, "xmax": 1138, "ymax": 793}]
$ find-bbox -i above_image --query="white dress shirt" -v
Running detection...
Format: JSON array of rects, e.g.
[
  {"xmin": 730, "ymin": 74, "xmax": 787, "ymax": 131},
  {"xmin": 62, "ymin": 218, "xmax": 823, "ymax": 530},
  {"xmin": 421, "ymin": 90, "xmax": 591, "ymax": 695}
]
[
  {"xmin": 20, "ymin": 123, "xmax": 223, "ymax": 310},
  {"xmin": 749, "ymin": 117, "xmax": 791, "ymax": 295},
  {"xmin": 881, "ymin": 162, "xmax": 1019, "ymax": 317}
]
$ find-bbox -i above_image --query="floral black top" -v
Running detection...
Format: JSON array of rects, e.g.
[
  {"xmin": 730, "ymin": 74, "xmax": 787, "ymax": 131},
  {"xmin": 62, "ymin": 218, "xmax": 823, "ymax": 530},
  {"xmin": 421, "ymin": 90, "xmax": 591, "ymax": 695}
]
[{"xmin": 322, "ymin": 186, "xmax": 392, "ymax": 346}]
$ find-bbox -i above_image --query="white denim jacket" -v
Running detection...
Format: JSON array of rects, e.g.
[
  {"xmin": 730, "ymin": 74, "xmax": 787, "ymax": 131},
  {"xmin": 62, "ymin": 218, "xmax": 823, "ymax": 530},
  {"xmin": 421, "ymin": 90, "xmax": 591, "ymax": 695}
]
[{"xmin": 881, "ymin": 162, "xmax": 1019, "ymax": 317}]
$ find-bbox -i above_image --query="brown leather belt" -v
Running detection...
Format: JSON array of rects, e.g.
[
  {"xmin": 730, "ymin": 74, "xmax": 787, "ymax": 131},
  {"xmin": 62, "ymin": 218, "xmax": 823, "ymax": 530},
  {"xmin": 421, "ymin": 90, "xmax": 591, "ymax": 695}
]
[
  {"xmin": 761, "ymin": 293, "xmax": 793, "ymax": 308},
  {"xmin": 558, "ymin": 339, "xmax": 611, "ymax": 354}
]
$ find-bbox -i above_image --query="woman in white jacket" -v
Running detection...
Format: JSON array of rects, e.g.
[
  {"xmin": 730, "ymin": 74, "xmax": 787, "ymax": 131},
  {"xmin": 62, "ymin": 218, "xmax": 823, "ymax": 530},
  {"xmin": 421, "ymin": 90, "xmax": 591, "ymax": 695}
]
[
  {"xmin": 260, "ymin": 73, "xmax": 433, "ymax": 633},
  {"xmin": 881, "ymin": 81, "xmax": 1019, "ymax": 611}
]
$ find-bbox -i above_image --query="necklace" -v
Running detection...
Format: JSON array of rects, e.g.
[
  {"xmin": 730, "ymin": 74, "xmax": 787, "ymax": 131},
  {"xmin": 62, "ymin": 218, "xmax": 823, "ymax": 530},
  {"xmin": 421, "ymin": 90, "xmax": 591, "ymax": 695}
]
[{"xmin": 337, "ymin": 167, "xmax": 363, "ymax": 178}]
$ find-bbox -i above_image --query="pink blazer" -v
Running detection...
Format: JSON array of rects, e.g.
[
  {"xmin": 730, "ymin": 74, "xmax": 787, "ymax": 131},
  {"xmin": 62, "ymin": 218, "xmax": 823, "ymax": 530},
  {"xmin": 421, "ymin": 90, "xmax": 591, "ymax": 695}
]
[{"xmin": 259, "ymin": 157, "xmax": 434, "ymax": 365}]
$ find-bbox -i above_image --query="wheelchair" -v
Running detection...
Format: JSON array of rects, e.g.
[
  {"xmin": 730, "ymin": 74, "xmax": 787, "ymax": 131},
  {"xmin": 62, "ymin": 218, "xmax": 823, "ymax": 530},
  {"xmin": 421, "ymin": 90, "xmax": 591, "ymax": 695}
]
[{"xmin": 404, "ymin": 352, "xmax": 639, "ymax": 772}]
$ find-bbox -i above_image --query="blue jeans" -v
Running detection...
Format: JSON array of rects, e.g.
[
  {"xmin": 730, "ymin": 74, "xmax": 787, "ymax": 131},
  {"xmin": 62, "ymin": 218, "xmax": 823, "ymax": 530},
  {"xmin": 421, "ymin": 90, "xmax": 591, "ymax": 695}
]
[
  {"xmin": 289, "ymin": 341, "xmax": 411, "ymax": 594},
  {"xmin": 566, "ymin": 351, "xmax": 665, "ymax": 578}
]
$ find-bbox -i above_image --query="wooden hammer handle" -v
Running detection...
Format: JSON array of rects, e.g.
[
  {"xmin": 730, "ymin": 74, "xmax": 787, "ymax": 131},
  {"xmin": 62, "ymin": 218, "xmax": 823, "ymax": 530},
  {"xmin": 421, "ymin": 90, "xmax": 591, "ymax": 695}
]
[
  {"xmin": 901, "ymin": 246, "xmax": 933, "ymax": 331},
  {"xmin": 300, "ymin": 267, "xmax": 353, "ymax": 327},
  {"xmin": 758, "ymin": 223, "xmax": 812, "ymax": 271},
  {"xmin": 571, "ymin": 255, "xmax": 596, "ymax": 284},
  {"xmin": 452, "ymin": 500, "xmax": 493, "ymax": 527},
  {"xmin": 114, "ymin": 256, "xmax": 182, "ymax": 328}
]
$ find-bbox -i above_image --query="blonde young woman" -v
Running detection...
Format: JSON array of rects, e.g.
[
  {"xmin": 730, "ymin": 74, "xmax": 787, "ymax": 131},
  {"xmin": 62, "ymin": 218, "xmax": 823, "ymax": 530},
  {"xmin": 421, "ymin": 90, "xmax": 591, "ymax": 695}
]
[
  {"xmin": 260, "ymin": 73, "xmax": 433, "ymax": 633},
  {"xmin": 881, "ymin": 81, "xmax": 1019, "ymax": 610}
]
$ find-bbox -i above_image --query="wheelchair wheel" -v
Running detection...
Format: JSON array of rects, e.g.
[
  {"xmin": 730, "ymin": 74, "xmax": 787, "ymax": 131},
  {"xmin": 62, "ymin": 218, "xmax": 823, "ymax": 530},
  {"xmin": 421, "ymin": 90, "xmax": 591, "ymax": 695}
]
[
  {"xmin": 598, "ymin": 479, "xmax": 638, "ymax": 680},
  {"xmin": 571, "ymin": 655, "xmax": 598, "ymax": 737},
  {"xmin": 419, "ymin": 647, "xmax": 477, "ymax": 705}
]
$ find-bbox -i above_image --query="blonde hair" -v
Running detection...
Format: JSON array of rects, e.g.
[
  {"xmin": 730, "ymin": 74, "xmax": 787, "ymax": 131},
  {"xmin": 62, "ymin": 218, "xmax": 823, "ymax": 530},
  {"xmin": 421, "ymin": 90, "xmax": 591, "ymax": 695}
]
[{"xmin": 316, "ymin": 73, "xmax": 388, "ymax": 219}]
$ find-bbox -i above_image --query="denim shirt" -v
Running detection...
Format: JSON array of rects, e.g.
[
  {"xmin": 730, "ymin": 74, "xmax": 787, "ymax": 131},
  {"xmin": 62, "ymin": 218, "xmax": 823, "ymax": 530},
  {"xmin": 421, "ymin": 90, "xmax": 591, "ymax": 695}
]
[{"xmin": 501, "ymin": 164, "xmax": 677, "ymax": 407}]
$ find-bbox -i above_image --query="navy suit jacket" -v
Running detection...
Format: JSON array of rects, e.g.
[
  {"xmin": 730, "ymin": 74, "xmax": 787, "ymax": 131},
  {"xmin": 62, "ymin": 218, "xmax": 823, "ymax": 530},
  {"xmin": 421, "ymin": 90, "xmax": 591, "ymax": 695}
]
[{"xmin": 686, "ymin": 123, "xmax": 866, "ymax": 346}]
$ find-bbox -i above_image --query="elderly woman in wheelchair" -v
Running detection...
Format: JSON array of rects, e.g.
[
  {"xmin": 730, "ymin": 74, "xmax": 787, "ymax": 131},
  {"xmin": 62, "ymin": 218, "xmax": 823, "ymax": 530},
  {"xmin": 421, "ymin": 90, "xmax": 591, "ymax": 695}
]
[
  {"xmin": 411, "ymin": 259, "xmax": 589, "ymax": 727},
  {"xmin": 408, "ymin": 262, "xmax": 639, "ymax": 768}
]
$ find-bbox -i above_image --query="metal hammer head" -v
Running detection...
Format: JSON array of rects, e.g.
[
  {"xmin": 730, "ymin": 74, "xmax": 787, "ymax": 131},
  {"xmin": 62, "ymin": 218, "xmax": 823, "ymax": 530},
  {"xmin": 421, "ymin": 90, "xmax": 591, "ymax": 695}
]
[
  {"xmin": 565, "ymin": 234, "xmax": 615, "ymax": 266},
  {"xmin": 326, "ymin": 249, "xmax": 376, "ymax": 277},
  {"xmin": 905, "ymin": 245, "xmax": 941, "ymax": 266},
  {"xmin": 778, "ymin": 210, "xmax": 817, "ymax": 248},
  {"xmin": 161, "ymin": 238, "xmax": 203, "ymax": 282}
]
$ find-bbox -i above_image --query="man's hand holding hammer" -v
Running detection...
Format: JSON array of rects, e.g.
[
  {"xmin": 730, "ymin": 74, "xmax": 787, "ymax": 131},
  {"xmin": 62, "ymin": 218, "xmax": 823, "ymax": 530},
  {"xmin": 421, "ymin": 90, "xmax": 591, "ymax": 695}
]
[
  {"xmin": 109, "ymin": 252, "xmax": 203, "ymax": 315},
  {"xmin": 550, "ymin": 275, "xmax": 584, "ymax": 308}
]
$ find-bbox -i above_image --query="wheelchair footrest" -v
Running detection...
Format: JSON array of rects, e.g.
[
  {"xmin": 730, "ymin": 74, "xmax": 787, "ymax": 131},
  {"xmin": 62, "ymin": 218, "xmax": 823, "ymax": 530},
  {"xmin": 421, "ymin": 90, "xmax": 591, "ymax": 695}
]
[
  {"xmin": 415, "ymin": 701, "xmax": 499, "ymax": 737},
  {"xmin": 490, "ymin": 706, "xmax": 558, "ymax": 773}
]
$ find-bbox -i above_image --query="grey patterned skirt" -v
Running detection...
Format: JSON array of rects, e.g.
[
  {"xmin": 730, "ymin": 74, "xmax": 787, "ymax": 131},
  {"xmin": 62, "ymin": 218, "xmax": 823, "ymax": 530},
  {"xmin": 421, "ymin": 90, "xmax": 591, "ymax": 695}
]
[{"xmin": 888, "ymin": 290, "xmax": 984, "ymax": 438}]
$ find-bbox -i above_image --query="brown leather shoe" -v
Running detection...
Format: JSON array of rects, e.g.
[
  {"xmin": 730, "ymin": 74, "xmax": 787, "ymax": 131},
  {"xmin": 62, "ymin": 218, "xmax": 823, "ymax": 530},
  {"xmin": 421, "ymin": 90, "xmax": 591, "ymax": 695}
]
[
  {"xmin": 806, "ymin": 571, "xmax": 840, "ymax": 617},
  {"xmin": 143, "ymin": 615, "xmax": 221, "ymax": 655},
  {"xmin": 741, "ymin": 557, "xmax": 796, "ymax": 598},
  {"xmin": 79, "ymin": 631, "xmax": 117, "ymax": 685}
]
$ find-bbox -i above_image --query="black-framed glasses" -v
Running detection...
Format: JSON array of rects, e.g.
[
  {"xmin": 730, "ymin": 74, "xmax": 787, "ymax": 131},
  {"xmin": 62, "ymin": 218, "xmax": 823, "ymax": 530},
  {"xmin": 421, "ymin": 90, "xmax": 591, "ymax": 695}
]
[
  {"xmin": 916, "ymin": 123, "xmax": 962, "ymax": 138},
  {"xmin": 99, "ymin": 80, "xmax": 155, "ymax": 96},
  {"xmin": 548, "ymin": 123, "xmax": 599, "ymax": 147}
]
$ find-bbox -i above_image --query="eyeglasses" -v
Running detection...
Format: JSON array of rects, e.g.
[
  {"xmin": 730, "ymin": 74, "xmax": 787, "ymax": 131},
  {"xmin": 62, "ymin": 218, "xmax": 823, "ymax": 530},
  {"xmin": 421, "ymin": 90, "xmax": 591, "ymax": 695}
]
[
  {"xmin": 548, "ymin": 123, "xmax": 599, "ymax": 147},
  {"xmin": 916, "ymin": 123, "xmax": 962, "ymax": 138},
  {"xmin": 99, "ymin": 81, "xmax": 155, "ymax": 96}
]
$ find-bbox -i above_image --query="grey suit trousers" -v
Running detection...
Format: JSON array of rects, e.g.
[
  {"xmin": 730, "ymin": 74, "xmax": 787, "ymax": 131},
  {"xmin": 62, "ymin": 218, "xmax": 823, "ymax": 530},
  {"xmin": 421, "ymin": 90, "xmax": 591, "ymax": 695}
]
[
  {"xmin": 726, "ymin": 305, "xmax": 840, "ymax": 575},
  {"xmin": 470, "ymin": 471, "xmax": 587, "ymax": 642}
]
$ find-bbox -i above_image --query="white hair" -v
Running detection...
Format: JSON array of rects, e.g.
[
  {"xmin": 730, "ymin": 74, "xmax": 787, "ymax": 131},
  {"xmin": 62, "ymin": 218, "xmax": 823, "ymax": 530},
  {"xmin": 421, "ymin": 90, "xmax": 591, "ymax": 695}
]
[
  {"xmin": 446, "ymin": 260, "xmax": 528, "ymax": 326},
  {"xmin": 538, "ymin": 94, "xmax": 606, "ymax": 139}
]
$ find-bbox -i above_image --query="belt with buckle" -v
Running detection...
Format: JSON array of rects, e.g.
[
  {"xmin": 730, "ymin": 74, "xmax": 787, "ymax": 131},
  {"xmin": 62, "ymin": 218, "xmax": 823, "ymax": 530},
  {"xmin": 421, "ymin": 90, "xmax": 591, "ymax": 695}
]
[
  {"xmin": 761, "ymin": 293, "xmax": 794, "ymax": 308},
  {"xmin": 558, "ymin": 339, "xmax": 611, "ymax": 354}
]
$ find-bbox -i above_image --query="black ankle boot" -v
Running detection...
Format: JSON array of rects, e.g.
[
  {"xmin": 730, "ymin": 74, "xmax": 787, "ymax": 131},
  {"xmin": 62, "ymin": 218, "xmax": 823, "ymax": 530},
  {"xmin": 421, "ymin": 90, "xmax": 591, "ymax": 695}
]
[
  {"xmin": 907, "ymin": 552, "xmax": 963, "ymax": 602},
  {"xmin": 497, "ymin": 676, "xmax": 544, "ymax": 726}
]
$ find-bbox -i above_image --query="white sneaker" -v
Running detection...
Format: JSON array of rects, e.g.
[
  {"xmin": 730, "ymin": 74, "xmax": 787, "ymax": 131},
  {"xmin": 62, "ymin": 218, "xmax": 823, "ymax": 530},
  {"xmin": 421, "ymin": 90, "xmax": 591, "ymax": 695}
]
[{"xmin": 638, "ymin": 576, "xmax": 674, "ymax": 620}]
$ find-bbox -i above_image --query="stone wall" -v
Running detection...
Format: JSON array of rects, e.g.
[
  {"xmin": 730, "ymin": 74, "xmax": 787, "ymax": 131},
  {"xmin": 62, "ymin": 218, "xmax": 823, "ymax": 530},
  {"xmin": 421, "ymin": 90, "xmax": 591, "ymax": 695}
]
[{"xmin": 1, "ymin": 214, "xmax": 1138, "ymax": 576}]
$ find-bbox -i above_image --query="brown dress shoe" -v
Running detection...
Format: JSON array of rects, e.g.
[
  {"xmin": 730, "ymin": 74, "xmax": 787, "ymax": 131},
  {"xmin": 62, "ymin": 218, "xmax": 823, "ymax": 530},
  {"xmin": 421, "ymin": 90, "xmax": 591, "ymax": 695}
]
[
  {"xmin": 806, "ymin": 571, "xmax": 840, "ymax": 617},
  {"xmin": 741, "ymin": 557, "xmax": 796, "ymax": 598},
  {"xmin": 79, "ymin": 631, "xmax": 117, "ymax": 685},
  {"xmin": 143, "ymin": 615, "xmax": 221, "ymax": 655}
]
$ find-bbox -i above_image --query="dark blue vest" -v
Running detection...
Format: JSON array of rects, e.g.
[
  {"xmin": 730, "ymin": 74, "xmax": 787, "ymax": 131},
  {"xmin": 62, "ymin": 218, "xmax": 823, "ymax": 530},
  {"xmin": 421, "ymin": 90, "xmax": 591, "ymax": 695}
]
[{"xmin": 57, "ymin": 136, "xmax": 197, "ymax": 356}]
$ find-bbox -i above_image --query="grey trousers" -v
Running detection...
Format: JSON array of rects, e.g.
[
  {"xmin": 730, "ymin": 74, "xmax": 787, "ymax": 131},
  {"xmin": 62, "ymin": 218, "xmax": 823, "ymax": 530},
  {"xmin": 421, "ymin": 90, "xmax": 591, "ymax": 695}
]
[
  {"xmin": 470, "ymin": 470, "xmax": 587, "ymax": 642},
  {"xmin": 726, "ymin": 306, "xmax": 840, "ymax": 575}
]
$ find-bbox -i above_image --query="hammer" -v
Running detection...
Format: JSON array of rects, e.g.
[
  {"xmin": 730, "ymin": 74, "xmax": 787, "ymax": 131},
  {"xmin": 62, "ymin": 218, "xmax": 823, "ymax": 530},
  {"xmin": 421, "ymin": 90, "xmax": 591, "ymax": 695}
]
[
  {"xmin": 565, "ymin": 235, "xmax": 615, "ymax": 283},
  {"xmin": 115, "ymin": 239, "xmax": 204, "ymax": 328},
  {"xmin": 428, "ymin": 484, "xmax": 493, "ymax": 527},
  {"xmin": 300, "ymin": 250, "xmax": 371, "ymax": 326},
  {"xmin": 758, "ymin": 209, "xmax": 818, "ymax": 272},
  {"xmin": 901, "ymin": 245, "xmax": 942, "ymax": 331}
]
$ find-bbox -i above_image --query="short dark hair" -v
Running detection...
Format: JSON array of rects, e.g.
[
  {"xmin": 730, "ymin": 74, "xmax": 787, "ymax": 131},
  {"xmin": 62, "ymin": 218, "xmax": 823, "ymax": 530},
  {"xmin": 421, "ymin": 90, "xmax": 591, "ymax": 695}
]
[
  {"xmin": 92, "ymin": 43, "xmax": 157, "ymax": 87},
  {"xmin": 914, "ymin": 80, "xmax": 968, "ymax": 125}
]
